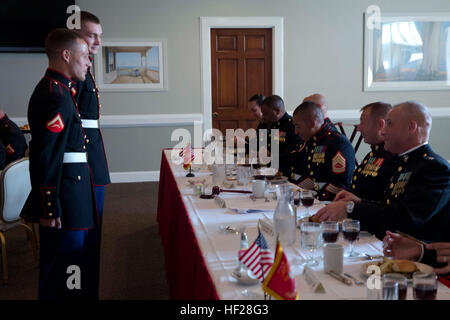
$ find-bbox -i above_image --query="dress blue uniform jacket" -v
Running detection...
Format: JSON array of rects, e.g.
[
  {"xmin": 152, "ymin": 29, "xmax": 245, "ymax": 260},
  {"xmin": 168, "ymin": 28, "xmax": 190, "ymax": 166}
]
[
  {"xmin": 291, "ymin": 120, "xmax": 355, "ymax": 201},
  {"xmin": 75, "ymin": 69, "xmax": 111, "ymax": 186},
  {"xmin": 257, "ymin": 112, "xmax": 302, "ymax": 177},
  {"xmin": 0, "ymin": 114, "xmax": 27, "ymax": 168},
  {"xmin": 350, "ymin": 144, "xmax": 450, "ymax": 242},
  {"xmin": 21, "ymin": 69, "xmax": 98, "ymax": 230},
  {"xmin": 351, "ymin": 143, "xmax": 395, "ymax": 201}
]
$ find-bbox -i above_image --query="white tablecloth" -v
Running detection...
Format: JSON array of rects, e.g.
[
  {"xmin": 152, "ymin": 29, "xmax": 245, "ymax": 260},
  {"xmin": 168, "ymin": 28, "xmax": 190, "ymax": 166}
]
[{"xmin": 166, "ymin": 151, "xmax": 450, "ymax": 300}]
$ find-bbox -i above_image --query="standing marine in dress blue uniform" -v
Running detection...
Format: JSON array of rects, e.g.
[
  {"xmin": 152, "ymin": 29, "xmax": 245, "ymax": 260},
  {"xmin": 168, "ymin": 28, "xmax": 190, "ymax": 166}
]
[
  {"xmin": 291, "ymin": 101, "xmax": 355, "ymax": 201},
  {"xmin": 74, "ymin": 11, "xmax": 111, "ymax": 299},
  {"xmin": 0, "ymin": 110, "xmax": 28, "ymax": 168},
  {"xmin": 21, "ymin": 29, "xmax": 98, "ymax": 299}
]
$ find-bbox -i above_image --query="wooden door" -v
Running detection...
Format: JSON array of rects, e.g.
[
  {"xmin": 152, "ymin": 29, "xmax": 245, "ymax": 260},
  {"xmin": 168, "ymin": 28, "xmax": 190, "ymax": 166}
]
[{"xmin": 211, "ymin": 28, "xmax": 272, "ymax": 134}]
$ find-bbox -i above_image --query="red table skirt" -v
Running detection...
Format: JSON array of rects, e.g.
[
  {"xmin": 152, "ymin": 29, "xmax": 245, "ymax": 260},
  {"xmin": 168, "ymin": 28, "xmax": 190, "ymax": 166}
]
[{"xmin": 157, "ymin": 149, "xmax": 219, "ymax": 299}]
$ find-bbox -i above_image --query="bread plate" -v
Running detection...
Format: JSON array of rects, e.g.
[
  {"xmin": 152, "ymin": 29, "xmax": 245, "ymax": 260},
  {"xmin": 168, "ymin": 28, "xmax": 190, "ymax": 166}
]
[{"xmin": 361, "ymin": 259, "xmax": 433, "ymax": 282}]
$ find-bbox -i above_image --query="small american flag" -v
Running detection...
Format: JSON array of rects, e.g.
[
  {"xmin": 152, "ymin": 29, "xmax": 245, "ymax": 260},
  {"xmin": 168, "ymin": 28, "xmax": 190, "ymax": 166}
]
[
  {"xmin": 179, "ymin": 143, "xmax": 195, "ymax": 170},
  {"xmin": 238, "ymin": 231, "xmax": 273, "ymax": 282}
]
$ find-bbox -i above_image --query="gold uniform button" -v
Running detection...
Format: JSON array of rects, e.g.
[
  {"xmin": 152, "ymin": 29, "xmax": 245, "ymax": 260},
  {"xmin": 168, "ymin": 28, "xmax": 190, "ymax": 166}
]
[
  {"xmin": 358, "ymin": 168, "xmax": 362, "ymax": 172},
  {"xmin": 352, "ymin": 184, "xmax": 355, "ymax": 189},
  {"xmin": 390, "ymin": 183, "xmax": 394, "ymax": 189},
  {"xmin": 398, "ymin": 166, "xmax": 402, "ymax": 172},
  {"xmin": 48, "ymin": 213, "xmax": 53, "ymax": 217},
  {"xmin": 353, "ymin": 176, "xmax": 357, "ymax": 181},
  {"xmin": 47, "ymin": 202, "xmax": 51, "ymax": 206},
  {"xmin": 308, "ymin": 165, "xmax": 311, "ymax": 169},
  {"xmin": 310, "ymin": 171, "xmax": 314, "ymax": 175},
  {"xmin": 308, "ymin": 156, "xmax": 311, "ymax": 160},
  {"xmin": 46, "ymin": 190, "xmax": 51, "ymax": 195},
  {"xmin": 86, "ymin": 139, "xmax": 90, "ymax": 143},
  {"xmin": 83, "ymin": 146, "xmax": 86, "ymax": 150},
  {"xmin": 369, "ymin": 152, "xmax": 373, "ymax": 157},
  {"xmin": 423, "ymin": 153, "xmax": 427, "ymax": 157},
  {"xmin": 78, "ymin": 176, "xmax": 81, "ymax": 180},
  {"xmin": 386, "ymin": 199, "xmax": 390, "ymax": 205},
  {"xmin": 364, "ymin": 160, "xmax": 368, "ymax": 164}
]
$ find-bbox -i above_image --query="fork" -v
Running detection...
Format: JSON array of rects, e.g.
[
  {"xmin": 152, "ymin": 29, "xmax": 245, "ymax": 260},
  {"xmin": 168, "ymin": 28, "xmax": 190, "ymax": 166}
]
[{"xmin": 343, "ymin": 273, "xmax": 364, "ymax": 285}]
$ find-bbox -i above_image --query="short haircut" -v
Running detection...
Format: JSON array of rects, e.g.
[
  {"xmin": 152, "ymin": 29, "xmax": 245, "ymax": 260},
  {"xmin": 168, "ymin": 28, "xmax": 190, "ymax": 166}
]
[
  {"xmin": 261, "ymin": 95, "xmax": 285, "ymax": 111},
  {"xmin": 360, "ymin": 102, "xmax": 392, "ymax": 119},
  {"xmin": 293, "ymin": 101, "xmax": 324, "ymax": 123},
  {"xmin": 45, "ymin": 28, "xmax": 83, "ymax": 61},
  {"xmin": 395, "ymin": 101, "xmax": 432, "ymax": 135},
  {"xmin": 80, "ymin": 11, "xmax": 101, "ymax": 25},
  {"xmin": 249, "ymin": 94, "xmax": 266, "ymax": 106}
]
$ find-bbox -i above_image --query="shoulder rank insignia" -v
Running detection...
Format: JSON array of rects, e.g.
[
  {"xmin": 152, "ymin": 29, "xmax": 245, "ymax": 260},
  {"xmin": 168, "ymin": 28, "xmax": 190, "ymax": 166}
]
[
  {"xmin": 5, "ymin": 144, "xmax": 15, "ymax": 155},
  {"xmin": 332, "ymin": 151, "xmax": 346, "ymax": 174},
  {"xmin": 46, "ymin": 113, "xmax": 65, "ymax": 133}
]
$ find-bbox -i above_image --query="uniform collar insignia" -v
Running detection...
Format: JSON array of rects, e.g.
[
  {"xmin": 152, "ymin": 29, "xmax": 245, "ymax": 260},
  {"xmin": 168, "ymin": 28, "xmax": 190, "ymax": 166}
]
[{"xmin": 45, "ymin": 68, "xmax": 76, "ymax": 91}]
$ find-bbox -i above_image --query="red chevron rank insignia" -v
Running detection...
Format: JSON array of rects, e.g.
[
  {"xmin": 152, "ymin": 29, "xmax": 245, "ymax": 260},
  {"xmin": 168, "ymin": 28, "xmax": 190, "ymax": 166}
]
[
  {"xmin": 5, "ymin": 144, "xmax": 15, "ymax": 155},
  {"xmin": 46, "ymin": 113, "xmax": 64, "ymax": 133},
  {"xmin": 332, "ymin": 151, "xmax": 346, "ymax": 174}
]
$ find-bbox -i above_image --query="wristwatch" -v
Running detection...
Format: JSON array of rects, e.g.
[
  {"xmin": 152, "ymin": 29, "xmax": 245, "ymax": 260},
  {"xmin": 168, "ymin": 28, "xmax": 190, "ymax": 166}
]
[{"xmin": 346, "ymin": 201, "xmax": 355, "ymax": 214}]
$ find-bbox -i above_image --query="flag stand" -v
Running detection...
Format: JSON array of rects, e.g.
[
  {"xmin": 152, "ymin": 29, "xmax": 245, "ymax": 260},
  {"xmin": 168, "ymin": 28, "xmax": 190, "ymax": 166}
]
[{"xmin": 186, "ymin": 166, "xmax": 195, "ymax": 177}]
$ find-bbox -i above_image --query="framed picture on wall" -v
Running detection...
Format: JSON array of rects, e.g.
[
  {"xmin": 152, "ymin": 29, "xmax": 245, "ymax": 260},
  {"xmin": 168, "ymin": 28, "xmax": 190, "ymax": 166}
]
[
  {"xmin": 93, "ymin": 40, "xmax": 167, "ymax": 91},
  {"xmin": 364, "ymin": 12, "xmax": 450, "ymax": 91}
]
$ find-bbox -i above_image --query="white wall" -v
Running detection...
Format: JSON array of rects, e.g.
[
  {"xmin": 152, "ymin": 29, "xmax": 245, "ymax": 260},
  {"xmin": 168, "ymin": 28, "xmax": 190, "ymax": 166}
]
[{"xmin": 1, "ymin": 0, "xmax": 449, "ymax": 181}]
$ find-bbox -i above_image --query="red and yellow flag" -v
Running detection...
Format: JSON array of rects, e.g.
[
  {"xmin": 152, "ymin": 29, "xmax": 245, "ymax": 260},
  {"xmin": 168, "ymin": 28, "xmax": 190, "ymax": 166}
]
[
  {"xmin": 262, "ymin": 240, "xmax": 299, "ymax": 300},
  {"xmin": 179, "ymin": 143, "xmax": 194, "ymax": 170}
]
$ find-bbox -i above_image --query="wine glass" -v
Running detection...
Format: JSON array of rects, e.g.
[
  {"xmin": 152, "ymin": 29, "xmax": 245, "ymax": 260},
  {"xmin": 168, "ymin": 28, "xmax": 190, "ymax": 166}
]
[
  {"xmin": 342, "ymin": 220, "xmax": 361, "ymax": 257},
  {"xmin": 321, "ymin": 221, "xmax": 339, "ymax": 244},
  {"xmin": 413, "ymin": 272, "xmax": 438, "ymax": 300},
  {"xmin": 237, "ymin": 165, "xmax": 251, "ymax": 189},
  {"xmin": 300, "ymin": 222, "xmax": 322, "ymax": 266},
  {"xmin": 300, "ymin": 189, "xmax": 315, "ymax": 217}
]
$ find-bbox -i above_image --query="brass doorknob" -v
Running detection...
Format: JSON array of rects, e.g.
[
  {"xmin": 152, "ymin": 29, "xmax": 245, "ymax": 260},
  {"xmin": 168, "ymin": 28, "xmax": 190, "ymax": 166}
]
[{"xmin": 212, "ymin": 112, "xmax": 219, "ymax": 118}]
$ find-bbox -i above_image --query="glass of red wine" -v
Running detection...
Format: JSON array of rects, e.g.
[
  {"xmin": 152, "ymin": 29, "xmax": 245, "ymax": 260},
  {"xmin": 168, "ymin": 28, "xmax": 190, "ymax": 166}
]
[
  {"xmin": 300, "ymin": 189, "xmax": 315, "ymax": 218},
  {"xmin": 342, "ymin": 219, "xmax": 361, "ymax": 257},
  {"xmin": 321, "ymin": 221, "xmax": 339, "ymax": 244},
  {"xmin": 413, "ymin": 272, "xmax": 438, "ymax": 300}
]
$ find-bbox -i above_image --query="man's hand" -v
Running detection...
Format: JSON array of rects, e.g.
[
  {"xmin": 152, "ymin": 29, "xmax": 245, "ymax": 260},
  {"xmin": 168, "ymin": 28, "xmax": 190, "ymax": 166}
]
[
  {"xmin": 426, "ymin": 242, "xmax": 450, "ymax": 275},
  {"xmin": 39, "ymin": 217, "xmax": 62, "ymax": 229},
  {"xmin": 334, "ymin": 190, "xmax": 361, "ymax": 203},
  {"xmin": 382, "ymin": 231, "xmax": 422, "ymax": 260},
  {"xmin": 314, "ymin": 201, "xmax": 348, "ymax": 221}
]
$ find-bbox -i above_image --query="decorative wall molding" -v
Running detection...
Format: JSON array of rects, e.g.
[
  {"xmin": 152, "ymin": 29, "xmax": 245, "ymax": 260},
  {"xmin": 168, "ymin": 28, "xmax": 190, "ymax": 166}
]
[
  {"xmin": 110, "ymin": 171, "xmax": 160, "ymax": 183},
  {"xmin": 11, "ymin": 113, "xmax": 204, "ymax": 128},
  {"xmin": 11, "ymin": 107, "xmax": 450, "ymax": 128}
]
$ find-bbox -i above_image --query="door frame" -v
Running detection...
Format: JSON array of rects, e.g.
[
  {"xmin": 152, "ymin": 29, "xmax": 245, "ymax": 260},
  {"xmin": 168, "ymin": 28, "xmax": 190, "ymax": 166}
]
[{"xmin": 200, "ymin": 16, "xmax": 284, "ymax": 134}]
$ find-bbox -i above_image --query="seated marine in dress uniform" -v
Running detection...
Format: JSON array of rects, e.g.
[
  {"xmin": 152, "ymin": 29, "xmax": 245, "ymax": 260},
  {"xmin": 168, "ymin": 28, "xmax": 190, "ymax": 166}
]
[
  {"xmin": 350, "ymin": 102, "xmax": 395, "ymax": 201},
  {"xmin": 0, "ymin": 109, "xmax": 28, "ymax": 169},
  {"xmin": 316, "ymin": 102, "xmax": 450, "ymax": 242},
  {"xmin": 291, "ymin": 101, "xmax": 355, "ymax": 201},
  {"xmin": 258, "ymin": 95, "xmax": 302, "ymax": 177},
  {"xmin": 241, "ymin": 94, "xmax": 265, "ymax": 156},
  {"xmin": 302, "ymin": 93, "xmax": 339, "ymax": 133},
  {"xmin": 21, "ymin": 29, "xmax": 98, "ymax": 299}
]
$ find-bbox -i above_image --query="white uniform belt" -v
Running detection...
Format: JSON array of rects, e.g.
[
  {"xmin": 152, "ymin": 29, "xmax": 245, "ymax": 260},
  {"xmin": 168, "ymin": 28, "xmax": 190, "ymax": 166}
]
[
  {"xmin": 63, "ymin": 152, "xmax": 87, "ymax": 163},
  {"xmin": 81, "ymin": 119, "xmax": 99, "ymax": 128}
]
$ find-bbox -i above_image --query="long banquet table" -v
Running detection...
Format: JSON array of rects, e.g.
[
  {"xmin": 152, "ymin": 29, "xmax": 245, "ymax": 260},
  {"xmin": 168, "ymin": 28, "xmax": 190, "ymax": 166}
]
[{"xmin": 157, "ymin": 148, "xmax": 450, "ymax": 300}]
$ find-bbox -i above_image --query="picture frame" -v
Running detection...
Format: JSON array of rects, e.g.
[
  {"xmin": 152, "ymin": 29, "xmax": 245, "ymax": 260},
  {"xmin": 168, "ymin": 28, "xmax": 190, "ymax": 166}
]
[
  {"xmin": 364, "ymin": 12, "xmax": 450, "ymax": 91},
  {"xmin": 94, "ymin": 39, "xmax": 167, "ymax": 91}
]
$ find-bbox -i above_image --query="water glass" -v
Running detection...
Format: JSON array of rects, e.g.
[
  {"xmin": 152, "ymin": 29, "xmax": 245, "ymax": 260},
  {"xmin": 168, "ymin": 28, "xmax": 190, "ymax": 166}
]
[
  {"xmin": 237, "ymin": 165, "xmax": 251, "ymax": 188},
  {"xmin": 382, "ymin": 274, "xmax": 399, "ymax": 300},
  {"xmin": 300, "ymin": 222, "xmax": 322, "ymax": 266},
  {"xmin": 383, "ymin": 273, "xmax": 407, "ymax": 300}
]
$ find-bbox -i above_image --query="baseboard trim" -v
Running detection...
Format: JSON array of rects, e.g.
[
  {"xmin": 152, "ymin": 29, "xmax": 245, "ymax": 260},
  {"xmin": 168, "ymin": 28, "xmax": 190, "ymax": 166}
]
[{"xmin": 110, "ymin": 171, "xmax": 160, "ymax": 183}]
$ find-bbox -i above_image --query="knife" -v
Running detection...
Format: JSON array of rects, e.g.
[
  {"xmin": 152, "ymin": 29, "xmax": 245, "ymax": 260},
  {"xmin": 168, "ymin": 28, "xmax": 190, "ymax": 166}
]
[{"xmin": 326, "ymin": 270, "xmax": 352, "ymax": 286}]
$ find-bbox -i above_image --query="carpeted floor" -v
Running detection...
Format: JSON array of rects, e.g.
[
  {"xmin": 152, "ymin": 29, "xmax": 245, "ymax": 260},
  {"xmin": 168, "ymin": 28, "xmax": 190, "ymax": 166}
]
[{"xmin": 0, "ymin": 182, "xmax": 169, "ymax": 300}]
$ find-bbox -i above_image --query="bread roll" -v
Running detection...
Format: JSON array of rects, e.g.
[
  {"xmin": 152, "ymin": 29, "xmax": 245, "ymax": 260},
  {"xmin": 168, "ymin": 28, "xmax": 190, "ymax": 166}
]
[{"xmin": 391, "ymin": 260, "xmax": 418, "ymax": 273}]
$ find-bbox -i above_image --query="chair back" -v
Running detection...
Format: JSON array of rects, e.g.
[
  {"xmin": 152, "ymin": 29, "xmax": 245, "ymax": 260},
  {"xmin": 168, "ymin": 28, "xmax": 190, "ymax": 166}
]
[
  {"xmin": 0, "ymin": 158, "xmax": 31, "ymax": 223},
  {"xmin": 334, "ymin": 122, "xmax": 363, "ymax": 166}
]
